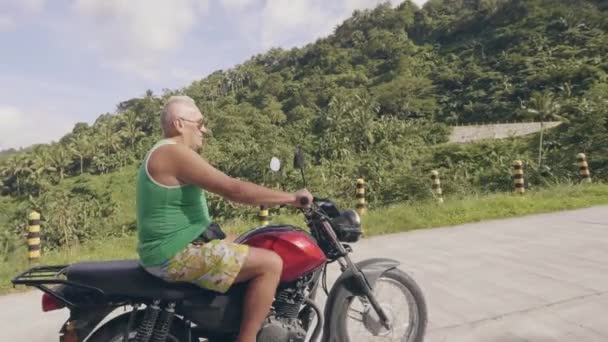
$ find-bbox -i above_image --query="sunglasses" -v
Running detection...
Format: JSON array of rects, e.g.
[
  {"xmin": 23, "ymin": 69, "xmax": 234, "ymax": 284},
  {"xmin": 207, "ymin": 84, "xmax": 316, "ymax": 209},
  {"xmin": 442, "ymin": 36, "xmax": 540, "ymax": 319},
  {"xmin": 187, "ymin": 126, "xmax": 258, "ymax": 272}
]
[{"xmin": 178, "ymin": 117, "xmax": 207, "ymax": 129}]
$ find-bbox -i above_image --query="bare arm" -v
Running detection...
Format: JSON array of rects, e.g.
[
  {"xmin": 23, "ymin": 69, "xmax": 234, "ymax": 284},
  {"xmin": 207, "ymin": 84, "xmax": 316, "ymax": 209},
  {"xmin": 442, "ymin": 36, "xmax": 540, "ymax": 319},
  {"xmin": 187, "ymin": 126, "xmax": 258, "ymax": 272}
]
[{"xmin": 169, "ymin": 144, "xmax": 303, "ymax": 207}]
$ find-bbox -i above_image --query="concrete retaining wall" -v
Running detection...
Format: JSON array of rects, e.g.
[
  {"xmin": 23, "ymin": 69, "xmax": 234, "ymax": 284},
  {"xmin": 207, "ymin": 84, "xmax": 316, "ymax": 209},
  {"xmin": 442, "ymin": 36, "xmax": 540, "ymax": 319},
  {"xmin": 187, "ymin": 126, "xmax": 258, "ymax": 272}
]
[{"xmin": 449, "ymin": 121, "xmax": 563, "ymax": 143}]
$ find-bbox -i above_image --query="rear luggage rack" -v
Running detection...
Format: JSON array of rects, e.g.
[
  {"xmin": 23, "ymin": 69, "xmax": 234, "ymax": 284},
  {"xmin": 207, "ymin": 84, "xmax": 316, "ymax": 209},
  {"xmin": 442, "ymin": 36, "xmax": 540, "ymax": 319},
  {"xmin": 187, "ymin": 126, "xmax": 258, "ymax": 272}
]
[
  {"xmin": 12, "ymin": 265, "xmax": 69, "ymax": 285},
  {"xmin": 12, "ymin": 265, "xmax": 106, "ymax": 309}
]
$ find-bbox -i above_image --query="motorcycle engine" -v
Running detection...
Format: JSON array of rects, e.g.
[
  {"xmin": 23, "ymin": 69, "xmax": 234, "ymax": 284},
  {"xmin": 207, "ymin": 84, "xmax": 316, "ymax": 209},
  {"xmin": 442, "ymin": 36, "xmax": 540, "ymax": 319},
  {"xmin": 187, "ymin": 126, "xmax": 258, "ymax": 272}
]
[{"xmin": 257, "ymin": 316, "xmax": 307, "ymax": 342}]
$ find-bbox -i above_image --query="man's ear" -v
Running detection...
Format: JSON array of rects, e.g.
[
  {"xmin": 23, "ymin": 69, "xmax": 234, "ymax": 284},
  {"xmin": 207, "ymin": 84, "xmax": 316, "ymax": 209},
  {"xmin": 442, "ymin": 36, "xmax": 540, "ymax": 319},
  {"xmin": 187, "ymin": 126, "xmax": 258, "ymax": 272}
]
[{"xmin": 173, "ymin": 119, "xmax": 184, "ymax": 133}]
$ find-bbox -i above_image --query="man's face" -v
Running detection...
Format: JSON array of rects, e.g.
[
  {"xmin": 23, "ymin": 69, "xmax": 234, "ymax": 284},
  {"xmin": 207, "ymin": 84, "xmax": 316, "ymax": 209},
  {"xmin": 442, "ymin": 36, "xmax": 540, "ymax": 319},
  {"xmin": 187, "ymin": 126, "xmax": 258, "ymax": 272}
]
[{"xmin": 175, "ymin": 106, "xmax": 209, "ymax": 150}]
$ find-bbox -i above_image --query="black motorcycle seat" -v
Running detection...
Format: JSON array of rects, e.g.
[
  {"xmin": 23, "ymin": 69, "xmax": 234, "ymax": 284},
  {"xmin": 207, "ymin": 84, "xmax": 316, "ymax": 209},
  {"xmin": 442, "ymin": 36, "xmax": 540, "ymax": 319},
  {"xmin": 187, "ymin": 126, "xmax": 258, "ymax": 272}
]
[{"xmin": 66, "ymin": 259, "xmax": 211, "ymax": 300}]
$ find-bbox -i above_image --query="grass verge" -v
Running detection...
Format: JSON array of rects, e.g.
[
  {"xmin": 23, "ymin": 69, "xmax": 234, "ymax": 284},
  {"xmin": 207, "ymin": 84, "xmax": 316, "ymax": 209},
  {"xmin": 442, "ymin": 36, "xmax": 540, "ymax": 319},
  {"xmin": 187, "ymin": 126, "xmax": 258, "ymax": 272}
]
[{"xmin": 2, "ymin": 183, "xmax": 607, "ymax": 295}]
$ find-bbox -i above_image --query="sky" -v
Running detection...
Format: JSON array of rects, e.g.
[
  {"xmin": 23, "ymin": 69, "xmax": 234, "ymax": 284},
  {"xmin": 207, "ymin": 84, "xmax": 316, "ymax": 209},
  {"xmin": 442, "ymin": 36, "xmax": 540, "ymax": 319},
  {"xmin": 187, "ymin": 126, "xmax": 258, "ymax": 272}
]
[{"xmin": 0, "ymin": 0, "xmax": 427, "ymax": 151}]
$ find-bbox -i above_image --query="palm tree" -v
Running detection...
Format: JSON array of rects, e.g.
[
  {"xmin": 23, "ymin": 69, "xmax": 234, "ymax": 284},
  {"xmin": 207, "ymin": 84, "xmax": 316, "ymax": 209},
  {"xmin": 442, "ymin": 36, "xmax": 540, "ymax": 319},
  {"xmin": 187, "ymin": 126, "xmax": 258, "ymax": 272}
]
[
  {"xmin": 28, "ymin": 145, "xmax": 59, "ymax": 194},
  {"xmin": 47, "ymin": 144, "xmax": 71, "ymax": 181},
  {"xmin": 1, "ymin": 154, "xmax": 33, "ymax": 196},
  {"xmin": 98, "ymin": 119, "xmax": 121, "ymax": 159},
  {"xmin": 526, "ymin": 91, "xmax": 565, "ymax": 168},
  {"xmin": 68, "ymin": 134, "xmax": 95, "ymax": 175},
  {"xmin": 32, "ymin": 145, "xmax": 56, "ymax": 174},
  {"xmin": 0, "ymin": 156, "xmax": 19, "ymax": 195},
  {"xmin": 120, "ymin": 110, "xmax": 145, "ymax": 152}
]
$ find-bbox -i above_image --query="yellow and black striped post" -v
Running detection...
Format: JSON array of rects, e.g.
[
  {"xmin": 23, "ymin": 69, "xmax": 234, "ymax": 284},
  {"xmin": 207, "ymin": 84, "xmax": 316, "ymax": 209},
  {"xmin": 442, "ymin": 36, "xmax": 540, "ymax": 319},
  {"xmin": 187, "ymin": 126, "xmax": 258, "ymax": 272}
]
[
  {"xmin": 355, "ymin": 178, "xmax": 367, "ymax": 215},
  {"xmin": 430, "ymin": 170, "xmax": 444, "ymax": 204},
  {"xmin": 577, "ymin": 153, "xmax": 591, "ymax": 183},
  {"xmin": 27, "ymin": 210, "xmax": 41, "ymax": 262},
  {"xmin": 512, "ymin": 160, "xmax": 525, "ymax": 194},
  {"xmin": 258, "ymin": 205, "xmax": 269, "ymax": 226}
]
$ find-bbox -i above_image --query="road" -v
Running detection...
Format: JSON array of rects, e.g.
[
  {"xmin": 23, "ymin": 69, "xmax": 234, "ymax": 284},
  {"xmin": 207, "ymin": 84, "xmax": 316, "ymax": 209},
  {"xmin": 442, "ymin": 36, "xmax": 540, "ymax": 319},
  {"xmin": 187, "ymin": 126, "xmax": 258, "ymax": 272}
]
[{"xmin": 1, "ymin": 206, "xmax": 607, "ymax": 341}]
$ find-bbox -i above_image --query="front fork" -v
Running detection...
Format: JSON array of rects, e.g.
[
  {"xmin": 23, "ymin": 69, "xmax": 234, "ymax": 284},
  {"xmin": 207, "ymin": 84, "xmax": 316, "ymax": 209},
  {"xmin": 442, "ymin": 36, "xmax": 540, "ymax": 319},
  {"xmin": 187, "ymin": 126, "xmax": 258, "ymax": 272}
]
[
  {"xmin": 312, "ymin": 217, "xmax": 395, "ymax": 339},
  {"xmin": 336, "ymin": 255, "xmax": 392, "ymax": 331},
  {"xmin": 317, "ymin": 216, "xmax": 393, "ymax": 331}
]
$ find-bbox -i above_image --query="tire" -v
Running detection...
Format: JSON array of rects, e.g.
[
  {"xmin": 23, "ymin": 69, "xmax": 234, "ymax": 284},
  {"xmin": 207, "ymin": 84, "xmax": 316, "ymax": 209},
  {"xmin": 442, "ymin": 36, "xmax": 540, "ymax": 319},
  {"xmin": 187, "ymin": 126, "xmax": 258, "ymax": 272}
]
[
  {"xmin": 335, "ymin": 268, "xmax": 427, "ymax": 342},
  {"xmin": 86, "ymin": 310, "xmax": 192, "ymax": 342}
]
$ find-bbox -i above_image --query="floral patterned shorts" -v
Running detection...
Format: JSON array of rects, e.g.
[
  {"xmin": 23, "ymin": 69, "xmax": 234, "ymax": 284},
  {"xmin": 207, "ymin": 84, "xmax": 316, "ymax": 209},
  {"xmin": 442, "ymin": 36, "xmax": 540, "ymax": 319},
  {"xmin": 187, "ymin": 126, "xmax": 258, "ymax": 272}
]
[{"xmin": 145, "ymin": 240, "xmax": 249, "ymax": 294}]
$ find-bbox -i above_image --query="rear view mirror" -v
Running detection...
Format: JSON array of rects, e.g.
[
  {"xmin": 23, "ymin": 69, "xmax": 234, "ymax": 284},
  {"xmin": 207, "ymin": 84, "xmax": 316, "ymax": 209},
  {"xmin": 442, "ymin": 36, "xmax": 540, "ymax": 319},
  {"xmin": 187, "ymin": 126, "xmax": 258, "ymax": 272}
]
[
  {"xmin": 293, "ymin": 147, "xmax": 307, "ymax": 188},
  {"xmin": 293, "ymin": 148, "xmax": 305, "ymax": 170},
  {"xmin": 270, "ymin": 157, "xmax": 281, "ymax": 172}
]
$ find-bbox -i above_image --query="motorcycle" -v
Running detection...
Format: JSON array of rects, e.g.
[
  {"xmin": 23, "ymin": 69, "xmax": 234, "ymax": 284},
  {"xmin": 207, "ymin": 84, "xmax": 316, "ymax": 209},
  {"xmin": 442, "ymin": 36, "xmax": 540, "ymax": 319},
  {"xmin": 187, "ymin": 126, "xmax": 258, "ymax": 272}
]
[{"xmin": 12, "ymin": 150, "xmax": 427, "ymax": 342}]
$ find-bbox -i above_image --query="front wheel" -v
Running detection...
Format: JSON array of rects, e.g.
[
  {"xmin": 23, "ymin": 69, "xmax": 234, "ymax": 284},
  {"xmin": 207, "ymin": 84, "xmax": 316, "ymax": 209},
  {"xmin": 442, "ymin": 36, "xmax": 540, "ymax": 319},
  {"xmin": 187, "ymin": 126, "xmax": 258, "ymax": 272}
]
[{"xmin": 336, "ymin": 268, "xmax": 427, "ymax": 342}]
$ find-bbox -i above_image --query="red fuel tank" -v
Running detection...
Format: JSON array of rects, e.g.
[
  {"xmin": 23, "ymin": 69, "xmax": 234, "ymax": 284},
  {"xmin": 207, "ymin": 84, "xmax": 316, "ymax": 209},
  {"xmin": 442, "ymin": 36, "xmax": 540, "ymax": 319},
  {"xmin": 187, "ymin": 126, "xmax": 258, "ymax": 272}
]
[{"xmin": 237, "ymin": 226, "xmax": 327, "ymax": 282}]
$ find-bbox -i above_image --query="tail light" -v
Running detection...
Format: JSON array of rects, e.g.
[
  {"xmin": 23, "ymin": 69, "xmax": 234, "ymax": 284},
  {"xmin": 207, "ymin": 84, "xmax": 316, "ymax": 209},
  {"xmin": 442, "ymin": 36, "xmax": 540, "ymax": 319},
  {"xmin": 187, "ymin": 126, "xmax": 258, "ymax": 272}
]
[{"xmin": 42, "ymin": 293, "xmax": 65, "ymax": 312}]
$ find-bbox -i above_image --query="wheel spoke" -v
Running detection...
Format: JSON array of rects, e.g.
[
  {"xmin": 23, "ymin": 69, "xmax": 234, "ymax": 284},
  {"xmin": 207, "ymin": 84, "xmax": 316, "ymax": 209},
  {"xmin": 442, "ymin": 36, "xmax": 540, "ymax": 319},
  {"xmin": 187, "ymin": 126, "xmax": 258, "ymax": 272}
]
[
  {"xmin": 347, "ymin": 314, "xmax": 364, "ymax": 321},
  {"xmin": 340, "ymin": 271, "xmax": 425, "ymax": 342},
  {"xmin": 348, "ymin": 307, "xmax": 365, "ymax": 315}
]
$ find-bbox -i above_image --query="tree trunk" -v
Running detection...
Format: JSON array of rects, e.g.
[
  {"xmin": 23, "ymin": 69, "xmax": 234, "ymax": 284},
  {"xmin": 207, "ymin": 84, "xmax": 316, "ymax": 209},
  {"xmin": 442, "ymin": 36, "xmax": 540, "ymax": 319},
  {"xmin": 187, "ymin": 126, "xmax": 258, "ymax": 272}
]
[{"xmin": 538, "ymin": 121, "xmax": 544, "ymax": 167}]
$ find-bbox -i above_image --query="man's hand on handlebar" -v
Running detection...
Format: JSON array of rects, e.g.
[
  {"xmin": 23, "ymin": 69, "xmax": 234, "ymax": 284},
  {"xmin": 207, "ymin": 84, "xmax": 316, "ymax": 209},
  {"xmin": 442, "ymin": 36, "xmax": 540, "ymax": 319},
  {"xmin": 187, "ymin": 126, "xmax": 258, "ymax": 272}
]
[{"xmin": 293, "ymin": 189, "xmax": 313, "ymax": 208}]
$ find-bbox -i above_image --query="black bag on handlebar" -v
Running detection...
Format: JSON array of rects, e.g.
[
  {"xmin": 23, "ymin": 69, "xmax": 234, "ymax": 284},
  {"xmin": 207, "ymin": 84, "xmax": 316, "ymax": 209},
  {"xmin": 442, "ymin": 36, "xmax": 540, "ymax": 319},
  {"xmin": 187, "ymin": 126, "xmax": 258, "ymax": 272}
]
[
  {"xmin": 331, "ymin": 211, "xmax": 362, "ymax": 243},
  {"xmin": 192, "ymin": 223, "xmax": 227, "ymax": 245},
  {"xmin": 318, "ymin": 199, "xmax": 362, "ymax": 243}
]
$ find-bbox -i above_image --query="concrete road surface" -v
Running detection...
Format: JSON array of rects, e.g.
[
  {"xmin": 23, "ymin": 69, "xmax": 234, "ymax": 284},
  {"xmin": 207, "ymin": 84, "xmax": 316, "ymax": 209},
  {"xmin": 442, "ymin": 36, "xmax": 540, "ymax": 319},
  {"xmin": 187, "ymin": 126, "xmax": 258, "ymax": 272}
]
[{"xmin": 1, "ymin": 206, "xmax": 607, "ymax": 341}]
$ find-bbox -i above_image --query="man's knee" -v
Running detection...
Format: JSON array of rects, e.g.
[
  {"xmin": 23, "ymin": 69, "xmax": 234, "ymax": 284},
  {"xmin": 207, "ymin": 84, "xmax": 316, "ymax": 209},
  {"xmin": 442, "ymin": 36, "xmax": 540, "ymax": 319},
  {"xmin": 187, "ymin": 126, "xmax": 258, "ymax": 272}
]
[
  {"xmin": 239, "ymin": 247, "xmax": 283, "ymax": 278},
  {"xmin": 253, "ymin": 248, "xmax": 283, "ymax": 276},
  {"xmin": 265, "ymin": 250, "xmax": 283, "ymax": 275}
]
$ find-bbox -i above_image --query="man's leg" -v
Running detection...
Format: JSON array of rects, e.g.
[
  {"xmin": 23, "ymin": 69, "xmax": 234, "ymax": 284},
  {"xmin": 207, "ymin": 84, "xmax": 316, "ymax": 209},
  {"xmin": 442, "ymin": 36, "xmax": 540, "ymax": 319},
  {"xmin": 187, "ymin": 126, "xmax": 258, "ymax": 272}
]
[{"xmin": 232, "ymin": 246, "xmax": 283, "ymax": 342}]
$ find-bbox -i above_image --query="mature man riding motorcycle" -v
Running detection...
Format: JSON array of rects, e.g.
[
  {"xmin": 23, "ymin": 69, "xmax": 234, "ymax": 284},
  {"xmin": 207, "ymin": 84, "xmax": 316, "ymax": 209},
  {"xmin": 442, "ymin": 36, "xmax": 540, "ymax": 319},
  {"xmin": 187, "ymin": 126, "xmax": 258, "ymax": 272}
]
[
  {"xmin": 138, "ymin": 95, "xmax": 313, "ymax": 342},
  {"xmin": 12, "ymin": 94, "xmax": 427, "ymax": 342}
]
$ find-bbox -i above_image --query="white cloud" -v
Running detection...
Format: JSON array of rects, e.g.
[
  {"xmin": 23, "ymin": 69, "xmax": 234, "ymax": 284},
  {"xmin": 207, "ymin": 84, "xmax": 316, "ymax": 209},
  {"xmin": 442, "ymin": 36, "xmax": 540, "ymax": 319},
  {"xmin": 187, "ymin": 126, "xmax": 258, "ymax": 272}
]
[
  {"xmin": 20, "ymin": 0, "xmax": 46, "ymax": 12},
  {"xmin": 0, "ymin": 105, "xmax": 23, "ymax": 126},
  {"xmin": 56, "ymin": 0, "xmax": 426, "ymax": 80},
  {"xmin": 67, "ymin": 0, "xmax": 423, "ymax": 79},
  {"xmin": 169, "ymin": 67, "xmax": 204, "ymax": 83},
  {"xmin": 0, "ymin": 0, "xmax": 46, "ymax": 13},
  {"xmin": 0, "ymin": 75, "xmax": 98, "ymax": 99},
  {"xmin": 0, "ymin": 15, "xmax": 15, "ymax": 32},
  {"xmin": 74, "ymin": 0, "xmax": 209, "ymax": 53},
  {"xmin": 0, "ymin": 105, "xmax": 73, "ymax": 150},
  {"xmin": 71, "ymin": 0, "xmax": 210, "ymax": 80},
  {"xmin": 101, "ymin": 59, "xmax": 163, "ymax": 82},
  {"xmin": 228, "ymin": 0, "xmax": 405, "ymax": 50},
  {"xmin": 0, "ymin": 0, "xmax": 46, "ymax": 31},
  {"xmin": 220, "ymin": 0, "xmax": 257, "ymax": 11},
  {"xmin": 259, "ymin": 0, "xmax": 325, "ymax": 48}
]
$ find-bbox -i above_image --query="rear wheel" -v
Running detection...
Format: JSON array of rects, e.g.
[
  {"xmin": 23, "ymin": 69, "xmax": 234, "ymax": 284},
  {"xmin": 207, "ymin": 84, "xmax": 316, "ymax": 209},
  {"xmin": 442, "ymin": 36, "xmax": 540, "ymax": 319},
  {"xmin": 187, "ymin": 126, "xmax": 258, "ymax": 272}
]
[{"xmin": 336, "ymin": 268, "xmax": 427, "ymax": 342}]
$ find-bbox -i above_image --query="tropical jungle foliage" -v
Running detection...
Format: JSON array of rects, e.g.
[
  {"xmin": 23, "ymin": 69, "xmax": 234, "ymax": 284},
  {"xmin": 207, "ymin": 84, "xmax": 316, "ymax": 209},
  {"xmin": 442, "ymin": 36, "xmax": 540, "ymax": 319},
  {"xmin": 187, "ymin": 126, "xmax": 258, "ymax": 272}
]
[{"xmin": 1, "ymin": 0, "xmax": 607, "ymax": 254}]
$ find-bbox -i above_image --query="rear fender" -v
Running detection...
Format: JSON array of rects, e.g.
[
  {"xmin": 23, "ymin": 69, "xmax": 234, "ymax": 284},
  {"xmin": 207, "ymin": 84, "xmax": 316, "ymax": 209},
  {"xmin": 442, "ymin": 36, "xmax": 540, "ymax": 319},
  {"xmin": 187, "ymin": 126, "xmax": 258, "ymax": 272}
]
[
  {"xmin": 43, "ymin": 282, "xmax": 118, "ymax": 341},
  {"xmin": 60, "ymin": 306, "xmax": 115, "ymax": 341},
  {"xmin": 321, "ymin": 258, "xmax": 400, "ymax": 342},
  {"xmin": 83, "ymin": 309, "xmax": 195, "ymax": 341}
]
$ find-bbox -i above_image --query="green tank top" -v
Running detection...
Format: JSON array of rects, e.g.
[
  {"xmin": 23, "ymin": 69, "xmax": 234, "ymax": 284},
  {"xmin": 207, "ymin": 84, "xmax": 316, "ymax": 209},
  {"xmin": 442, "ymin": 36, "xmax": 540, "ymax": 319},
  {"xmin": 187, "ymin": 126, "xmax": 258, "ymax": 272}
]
[{"xmin": 136, "ymin": 139, "xmax": 212, "ymax": 267}]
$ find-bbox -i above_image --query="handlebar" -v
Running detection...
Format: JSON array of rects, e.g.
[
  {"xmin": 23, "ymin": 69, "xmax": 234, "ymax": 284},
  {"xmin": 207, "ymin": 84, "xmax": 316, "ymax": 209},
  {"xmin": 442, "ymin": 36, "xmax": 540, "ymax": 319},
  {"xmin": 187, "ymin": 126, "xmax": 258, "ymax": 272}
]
[{"xmin": 277, "ymin": 196, "xmax": 314, "ymax": 210}]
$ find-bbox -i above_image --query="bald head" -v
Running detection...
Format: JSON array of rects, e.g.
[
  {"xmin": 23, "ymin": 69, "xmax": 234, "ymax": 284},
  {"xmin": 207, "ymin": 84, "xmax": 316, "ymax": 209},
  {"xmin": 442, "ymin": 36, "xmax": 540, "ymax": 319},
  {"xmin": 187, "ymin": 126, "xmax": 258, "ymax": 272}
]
[
  {"xmin": 161, "ymin": 95, "xmax": 199, "ymax": 137},
  {"xmin": 159, "ymin": 95, "xmax": 208, "ymax": 150}
]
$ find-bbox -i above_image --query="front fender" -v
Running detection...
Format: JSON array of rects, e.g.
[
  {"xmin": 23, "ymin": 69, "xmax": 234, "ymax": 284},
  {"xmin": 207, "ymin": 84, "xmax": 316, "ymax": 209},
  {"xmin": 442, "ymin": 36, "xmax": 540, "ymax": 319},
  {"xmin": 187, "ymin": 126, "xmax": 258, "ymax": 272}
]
[{"xmin": 320, "ymin": 258, "xmax": 400, "ymax": 342}]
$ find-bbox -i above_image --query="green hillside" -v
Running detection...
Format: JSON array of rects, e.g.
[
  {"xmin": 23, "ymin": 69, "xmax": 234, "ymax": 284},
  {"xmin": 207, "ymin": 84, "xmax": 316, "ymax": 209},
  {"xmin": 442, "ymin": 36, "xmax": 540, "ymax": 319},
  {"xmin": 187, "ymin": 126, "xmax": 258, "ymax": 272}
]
[{"xmin": 1, "ymin": 0, "xmax": 607, "ymax": 254}]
